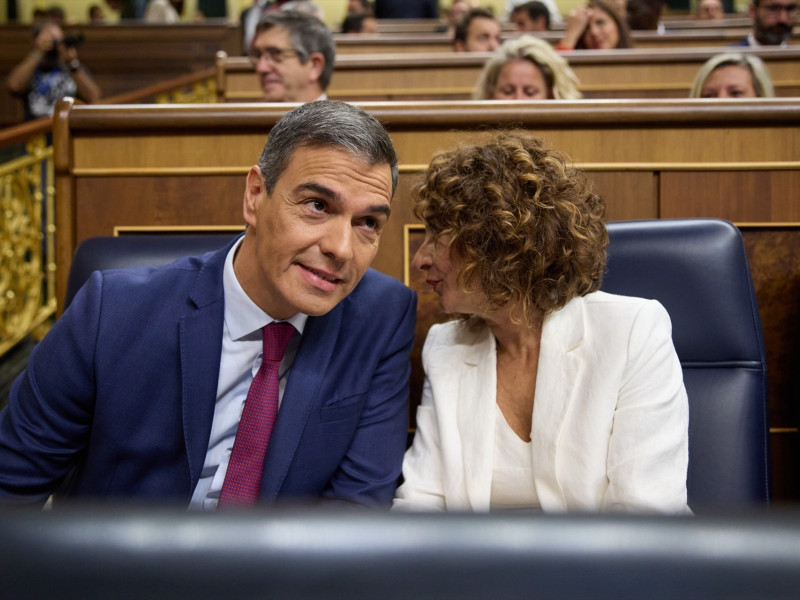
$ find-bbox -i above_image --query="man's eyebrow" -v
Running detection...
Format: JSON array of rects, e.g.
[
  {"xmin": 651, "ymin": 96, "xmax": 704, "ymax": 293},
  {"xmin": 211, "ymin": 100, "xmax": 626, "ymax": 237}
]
[{"xmin": 296, "ymin": 182, "xmax": 392, "ymax": 218}]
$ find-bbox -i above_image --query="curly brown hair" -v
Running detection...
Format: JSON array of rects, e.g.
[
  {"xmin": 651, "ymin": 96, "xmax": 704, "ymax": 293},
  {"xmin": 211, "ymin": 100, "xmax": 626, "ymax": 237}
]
[{"xmin": 413, "ymin": 131, "xmax": 607, "ymax": 327}]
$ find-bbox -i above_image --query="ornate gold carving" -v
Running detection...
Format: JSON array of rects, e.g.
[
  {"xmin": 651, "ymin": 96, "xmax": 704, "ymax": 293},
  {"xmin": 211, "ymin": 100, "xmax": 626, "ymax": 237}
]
[
  {"xmin": 0, "ymin": 134, "xmax": 56, "ymax": 358},
  {"xmin": 156, "ymin": 77, "xmax": 218, "ymax": 104}
]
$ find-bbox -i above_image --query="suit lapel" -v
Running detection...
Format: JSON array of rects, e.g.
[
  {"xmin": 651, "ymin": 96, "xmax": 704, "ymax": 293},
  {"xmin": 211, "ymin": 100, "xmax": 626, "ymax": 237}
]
[
  {"xmin": 259, "ymin": 305, "xmax": 342, "ymax": 500},
  {"xmin": 180, "ymin": 245, "xmax": 230, "ymax": 490},
  {"xmin": 531, "ymin": 296, "xmax": 586, "ymax": 510}
]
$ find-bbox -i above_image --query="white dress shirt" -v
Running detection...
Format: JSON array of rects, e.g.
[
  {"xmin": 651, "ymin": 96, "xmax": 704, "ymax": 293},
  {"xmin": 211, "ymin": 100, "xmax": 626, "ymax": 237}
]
[{"xmin": 189, "ymin": 238, "xmax": 308, "ymax": 509}]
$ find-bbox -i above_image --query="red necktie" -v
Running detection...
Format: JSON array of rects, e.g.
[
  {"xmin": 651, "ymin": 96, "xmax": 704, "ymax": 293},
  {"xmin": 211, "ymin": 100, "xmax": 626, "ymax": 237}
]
[{"xmin": 219, "ymin": 321, "xmax": 295, "ymax": 507}]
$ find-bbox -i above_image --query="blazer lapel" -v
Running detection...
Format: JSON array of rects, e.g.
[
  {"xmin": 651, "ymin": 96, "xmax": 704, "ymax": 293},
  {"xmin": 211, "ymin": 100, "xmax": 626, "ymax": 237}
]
[
  {"xmin": 456, "ymin": 325, "xmax": 497, "ymax": 511},
  {"xmin": 531, "ymin": 296, "xmax": 586, "ymax": 511},
  {"xmin": 180, "ymin": 246, "xmax": 229, "ymax": 491},
  {"xmin": 259, "ymin": 305, "xmax": 342, "ymax": 500}
]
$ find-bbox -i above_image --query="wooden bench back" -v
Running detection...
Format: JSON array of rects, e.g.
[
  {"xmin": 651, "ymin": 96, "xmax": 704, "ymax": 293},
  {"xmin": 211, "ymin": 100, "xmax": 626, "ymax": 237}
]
[
  {"xmin": 52, "ymin": 99, "xmax": 800, "ymax": 482},
  {"xmin": 217, "ymin": 47, "xmax": 800, "ymax": 103}
]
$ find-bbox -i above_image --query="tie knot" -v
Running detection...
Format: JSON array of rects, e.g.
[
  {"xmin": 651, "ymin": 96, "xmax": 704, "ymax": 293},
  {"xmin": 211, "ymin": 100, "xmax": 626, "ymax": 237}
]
[{"xmin": 262, "ymin": 321, "xmax": 295, "ymax": 362}]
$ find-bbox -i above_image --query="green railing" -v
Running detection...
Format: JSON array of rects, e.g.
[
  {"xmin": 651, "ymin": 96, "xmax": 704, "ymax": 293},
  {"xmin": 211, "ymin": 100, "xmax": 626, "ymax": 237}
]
[{"xmin": 0, "ymin": 69, "xmax": 216, "ymax": 359}]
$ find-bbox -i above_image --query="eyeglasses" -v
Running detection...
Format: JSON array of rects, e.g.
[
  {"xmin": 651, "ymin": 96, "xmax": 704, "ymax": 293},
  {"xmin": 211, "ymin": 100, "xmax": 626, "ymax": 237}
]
[
  {"xmin": 248, "ymin": 46, "xmax": 300, "ymax": 65},
  {"xmin": 760, "ymin": 2, "xmax": 798, "ymax": 15}
]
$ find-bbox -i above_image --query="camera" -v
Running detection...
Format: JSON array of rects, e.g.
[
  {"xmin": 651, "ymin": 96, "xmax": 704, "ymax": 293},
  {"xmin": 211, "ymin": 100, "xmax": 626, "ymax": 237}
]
[{"xmin": 62, "ymin": 32, "xmax": 84, "ymax": 47}]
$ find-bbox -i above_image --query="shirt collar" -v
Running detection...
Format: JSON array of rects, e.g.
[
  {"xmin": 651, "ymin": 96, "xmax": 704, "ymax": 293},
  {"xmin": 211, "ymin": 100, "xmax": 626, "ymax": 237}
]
[
  {"xmin": 747, "ymin": 32, "xmax": 788, "ymax": 47},
  {"xmin": 223, "ymin": 236, "xmax": 308, "ymax": 341}
]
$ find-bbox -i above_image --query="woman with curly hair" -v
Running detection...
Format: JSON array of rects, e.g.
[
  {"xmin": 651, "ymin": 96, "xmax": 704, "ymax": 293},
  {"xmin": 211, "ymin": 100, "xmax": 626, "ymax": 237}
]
[
  {"xmin": 393, "ymin": 132, "xmax": 689, "ymax": 513},
  {"xmin": 473, "ymin": 35, "xmax": 582, "ymax": 100}
]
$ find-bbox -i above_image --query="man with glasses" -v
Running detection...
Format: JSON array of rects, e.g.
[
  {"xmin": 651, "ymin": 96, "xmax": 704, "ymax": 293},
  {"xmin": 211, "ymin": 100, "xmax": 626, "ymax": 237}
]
[
  {"xmin": 249, "ymin": 10, "xmax": 335, "ymax": 102},
  {"xmin": 736, "ymin": 0, "xmax": 797, "ymax": 45}
]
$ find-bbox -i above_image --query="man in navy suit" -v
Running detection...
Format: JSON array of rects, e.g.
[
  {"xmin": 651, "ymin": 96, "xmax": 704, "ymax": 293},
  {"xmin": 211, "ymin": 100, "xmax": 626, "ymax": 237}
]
[
  {"xmin": 0, "ymin": 101, "xmax": 417, "ymax": 509},
  {"xmin": 735, "ymin": 0, "xmax": 796, "ymax": 45}
]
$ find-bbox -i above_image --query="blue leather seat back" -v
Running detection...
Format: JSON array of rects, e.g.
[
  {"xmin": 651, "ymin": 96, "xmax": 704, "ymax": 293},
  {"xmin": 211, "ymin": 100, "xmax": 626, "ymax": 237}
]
[
  {"xmin": 63, "ymin": 221, "xmax": 771, "ymax": 511},
  {"xmin": 603, "ymin": 219, "xmax": 770, "ymax": 511},
  {"xmin": 64, "ymin": 234, "xmax": 238, "ymax": 310}
]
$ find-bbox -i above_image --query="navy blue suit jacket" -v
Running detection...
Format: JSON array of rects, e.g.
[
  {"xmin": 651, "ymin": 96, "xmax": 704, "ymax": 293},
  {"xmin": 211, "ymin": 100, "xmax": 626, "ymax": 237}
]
[
  {"xmin": 374, "ymin": 0, "xmax": 439, "ymax": 18},
  {"xmin": 0, "ymin": 239, "xmax": 416, "ymax": 506}
]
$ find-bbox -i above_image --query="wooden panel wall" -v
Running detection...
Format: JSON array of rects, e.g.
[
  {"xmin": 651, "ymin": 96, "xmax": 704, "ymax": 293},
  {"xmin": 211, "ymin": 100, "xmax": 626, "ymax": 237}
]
[{"xmin": 53, "ymin": 98, "xmax": 800, "ymax": 503}]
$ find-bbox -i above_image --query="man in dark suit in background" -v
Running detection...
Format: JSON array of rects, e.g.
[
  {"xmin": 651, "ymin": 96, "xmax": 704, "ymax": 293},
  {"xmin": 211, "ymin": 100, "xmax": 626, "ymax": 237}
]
[
  {"xmin": 0, "ymin": 101, "xmax": 416, "ymax": 509},
  {"xmin": 374, "ymin": 0, "xmax": 438, "ymax": 18},
  {"xmin": 510, "ymin": 1, "xmax": 551, "ymax": 31}
]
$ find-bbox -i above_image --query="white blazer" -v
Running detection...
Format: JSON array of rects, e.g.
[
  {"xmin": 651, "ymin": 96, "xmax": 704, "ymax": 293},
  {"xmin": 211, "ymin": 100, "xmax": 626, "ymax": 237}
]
[{"xmin": 393, "ymin": 291, "xmax": 690, "ymax": 514}]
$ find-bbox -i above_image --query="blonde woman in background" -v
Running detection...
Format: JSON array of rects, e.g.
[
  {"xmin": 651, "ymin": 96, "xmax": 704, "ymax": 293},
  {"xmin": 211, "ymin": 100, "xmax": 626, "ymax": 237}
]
[
  {"xmin": 690, "ymin": 53, "xmax": 775, "ymax": 98},
  {"xmin": 473, "ymin": 35, "xmax": 583, "ymax": 100}
]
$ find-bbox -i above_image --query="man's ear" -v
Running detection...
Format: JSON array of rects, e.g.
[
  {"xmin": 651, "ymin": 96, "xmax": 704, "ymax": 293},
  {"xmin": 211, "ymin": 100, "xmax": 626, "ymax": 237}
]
[
  {"xmin": 243, "ymin": 165, "xmax": 265, "ymax": 228},
  {"xmin": 748, "ymin": 2, "xmax": 756, "ymax": 18},
  {"xmin": 453, "ymin": 40, "xmax": 465, "ymax": 52},
  {"xmin": 308, "ymin": 51, "xmax": 325, "ymax": 84}
]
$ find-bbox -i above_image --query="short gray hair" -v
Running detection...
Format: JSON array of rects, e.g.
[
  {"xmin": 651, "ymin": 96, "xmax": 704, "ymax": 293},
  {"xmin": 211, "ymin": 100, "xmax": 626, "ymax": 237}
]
[
  {"xmin": 689, "ymin": 52, "xmax": 775, "ymax": 98},
  {"xmin": 258, "ymin": 101, "xmax": 399, "ymax": 197},
  {"xmin": 255, "ymin": 10, "xmax": 336, "ymax": 90}
]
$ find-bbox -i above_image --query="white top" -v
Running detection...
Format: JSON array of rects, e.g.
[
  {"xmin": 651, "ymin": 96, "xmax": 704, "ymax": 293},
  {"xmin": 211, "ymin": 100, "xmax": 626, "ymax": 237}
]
[
  {"xmin": 144, "ymin": 0, "xmax": 180, "ymax": 23},
  {"xmin": 189, "ymin": 237, "xmax": 308, "ymax": 509},
  {"xmin": 393, "ymin": 292, "xmax": 690, "ymax": 514},
  {"xmin": 490, "ymin": 403, "xmax": 540, "ymax": 511}
]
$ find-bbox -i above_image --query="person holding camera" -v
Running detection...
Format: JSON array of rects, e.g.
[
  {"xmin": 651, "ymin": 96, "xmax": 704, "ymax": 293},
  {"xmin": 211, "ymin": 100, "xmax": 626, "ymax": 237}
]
[{"xmin": 6, "ymin": 21, "xmax": 102, "ymax": 121}]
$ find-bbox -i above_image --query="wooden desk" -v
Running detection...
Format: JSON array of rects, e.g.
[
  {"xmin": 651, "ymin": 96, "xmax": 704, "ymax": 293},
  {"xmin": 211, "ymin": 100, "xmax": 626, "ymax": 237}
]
[{"xmin": 52, "ymin": 98, "xmax": 800, "ymax": 501}]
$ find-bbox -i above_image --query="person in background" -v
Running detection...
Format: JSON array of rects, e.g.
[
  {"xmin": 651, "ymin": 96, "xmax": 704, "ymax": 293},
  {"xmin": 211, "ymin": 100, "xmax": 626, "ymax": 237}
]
[
  {"xmin": 347, "ymin": 0, "xmax": 374, "ymax": 15},
  {"xmin": 689, "ymin": 52, "xmax": 775, "ymax": 97},
  {"xmin": 393, "ymin": 131, "xmax": 689, "ymax": 514},
  {"xmin": 341, "ymin": 12, "xmax": 379, "ymax": 33},
  {"xmin": 453, "ymin": 7, "xmax": 502, "ymax": 52},
  {"xmin": 445, "ymin": 0, "xmax": 476, "ymax": 35},
  {"xmin": 505, "ymin": 0, "xmax": 563, "ymax": 25},
  {"xmin": 509, "ymin": 1, "xmax": 551, "ymax": 31},
  {"xmin": 695, "ymin": 0, "xmax": 724, "ymax": 20},
  {"xmin": 144, "ymin": 0, "xmax": 181, "ymax": 22},
  {"xmin": 626, "ymin": 0, "xmax": 665, "ymax": 30},
  {"xmin": 473, "ymin": 35, "xmax": 582, "ymax": 99},
  {"xmin": 6, "ymin": 20, "xmax": 102, "ymax": 121},
  {"xmin": 46, "ymin": 5, "xmax": 66, "ymax": 25},
  {"xmin": 88, "ymin": 3, "xmax": 107, "ymax": 22},
  {"xmin": 249, "ymin": 10, "xmax": 335, "ymax": 102},
  {"xmin": 556, "ymin": 0, "xmax": 633, "ymax": 49},
  {"xmin": 0, "ymin": 101, "xmax": 416, "ymax": 509},
  {"xmin": 735, "ymin": 0, "xmax": 796, "ymax": 46}
]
